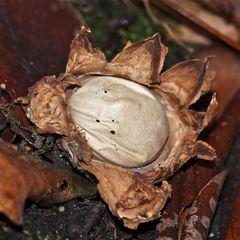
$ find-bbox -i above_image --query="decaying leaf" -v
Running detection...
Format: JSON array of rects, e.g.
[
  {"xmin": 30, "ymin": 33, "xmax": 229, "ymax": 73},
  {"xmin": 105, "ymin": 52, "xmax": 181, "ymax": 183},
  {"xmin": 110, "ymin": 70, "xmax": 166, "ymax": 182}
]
[
  {"xmin": 0, "ymin": 143, "xmax": 96, "ymax": 225},
  {"xmin": 19, "ymin": 26, "xmax": 217, "ymax": 229},
  {"xmin": 180, "ymin": 170, "xmax": 227, "ymax": 240},
  {"xmin": 0, "ymin": 0, "xmax": 81, "ymax": 143}
]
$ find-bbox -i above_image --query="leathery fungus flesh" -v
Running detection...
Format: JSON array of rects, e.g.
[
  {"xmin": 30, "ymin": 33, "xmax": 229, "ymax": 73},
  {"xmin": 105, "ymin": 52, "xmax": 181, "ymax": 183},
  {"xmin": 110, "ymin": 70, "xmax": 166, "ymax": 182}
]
[{"xmin": 20, "ymin": 26, "xmax": 218, "ymax": 229}]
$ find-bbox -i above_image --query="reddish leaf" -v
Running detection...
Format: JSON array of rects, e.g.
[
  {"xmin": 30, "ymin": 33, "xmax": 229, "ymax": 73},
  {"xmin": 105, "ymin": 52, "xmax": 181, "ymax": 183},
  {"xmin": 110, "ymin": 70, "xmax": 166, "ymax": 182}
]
[
  {"xmin": 180, "ymin": 170, "xmax": 227, "ymax": 240},
  {"xmin": 0, "ymin": 0, "xmax": 81, "ymax": 142},
  {"xmin": 0, "ymin": 143, "xmax": 96, "ymax": 225},
  {"xmin": 0, "ymin": 0, "xmax": 81, "ymax": 96}
]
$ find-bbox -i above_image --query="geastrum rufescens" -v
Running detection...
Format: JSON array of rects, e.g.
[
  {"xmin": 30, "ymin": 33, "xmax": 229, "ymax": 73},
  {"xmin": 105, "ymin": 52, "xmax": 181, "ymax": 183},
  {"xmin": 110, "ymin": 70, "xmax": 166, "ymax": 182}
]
[{"xmin": 20, "ymin": 26, "xmax": 217, "ymax": 229}]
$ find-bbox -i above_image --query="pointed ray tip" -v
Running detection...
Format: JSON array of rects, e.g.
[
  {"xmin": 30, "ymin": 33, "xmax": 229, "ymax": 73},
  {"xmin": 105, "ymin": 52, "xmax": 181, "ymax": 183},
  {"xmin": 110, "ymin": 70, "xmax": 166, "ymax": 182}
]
[
  {"xmin": 80, "ymin": 25, "xmax": 91, "ymax": 34},
  {"xmin": 204, "ymin": 55, "xmax": 215, "ymax": 64},
  {"xmin": 151, "ymin": 32, "xmax": 161, "ymax": 42}
]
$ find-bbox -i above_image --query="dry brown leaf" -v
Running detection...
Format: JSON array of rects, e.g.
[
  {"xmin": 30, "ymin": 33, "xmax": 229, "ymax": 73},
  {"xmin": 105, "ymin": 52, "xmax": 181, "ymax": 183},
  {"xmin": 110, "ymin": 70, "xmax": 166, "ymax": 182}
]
[{"xmin": 0, "ymin": 143, "xmax": 96, "ymax": 225}]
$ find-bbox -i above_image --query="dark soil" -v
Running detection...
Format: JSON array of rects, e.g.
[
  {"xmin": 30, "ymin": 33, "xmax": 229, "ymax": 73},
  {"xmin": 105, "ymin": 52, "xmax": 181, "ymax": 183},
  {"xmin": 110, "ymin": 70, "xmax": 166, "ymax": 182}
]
[
  {"xmin": 0, "ymin": 197, "xmax": 155, "ymax": 240},
  {"xmin": 209, "ymin": 134, "xmax": 240, "ymax": 239}
]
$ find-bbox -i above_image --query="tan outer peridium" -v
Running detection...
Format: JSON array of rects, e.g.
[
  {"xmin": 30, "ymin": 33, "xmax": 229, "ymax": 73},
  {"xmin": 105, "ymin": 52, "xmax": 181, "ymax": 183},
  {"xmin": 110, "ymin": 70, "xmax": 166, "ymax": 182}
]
[{"xmin": 22, "ymin": 27, "xmax": 218, "ymax": 229}]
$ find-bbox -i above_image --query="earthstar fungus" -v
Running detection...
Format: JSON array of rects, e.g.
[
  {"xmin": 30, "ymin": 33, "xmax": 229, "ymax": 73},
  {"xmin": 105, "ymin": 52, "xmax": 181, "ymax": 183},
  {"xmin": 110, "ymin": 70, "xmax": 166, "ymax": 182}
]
[{"xmin": 20, "ymin": 26, "xmax": 217, "ymax": 229}]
